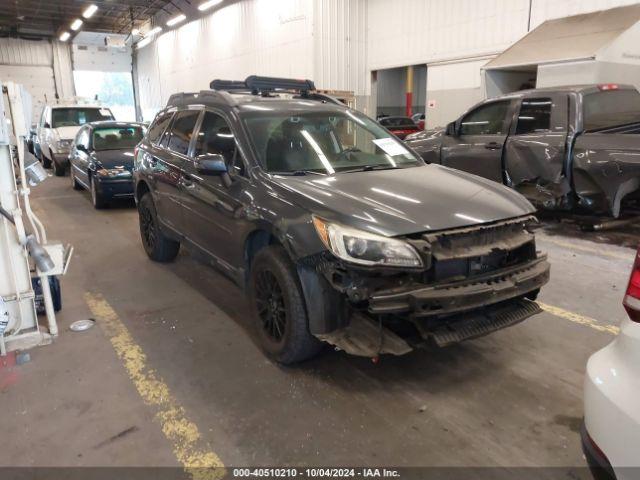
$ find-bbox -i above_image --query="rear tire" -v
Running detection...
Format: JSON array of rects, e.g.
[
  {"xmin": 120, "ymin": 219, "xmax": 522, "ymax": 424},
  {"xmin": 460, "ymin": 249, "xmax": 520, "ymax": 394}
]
[
  {"xmin": 249, "ymin": 245, "xmax": 323, "ymax": 364},
  {"xmin": 52, "ymin": 157, "xmax": 65, "ymax": 177},
  {"xmin": 138, "ymin": 192, "xmax": 180, "ymax": 262}
]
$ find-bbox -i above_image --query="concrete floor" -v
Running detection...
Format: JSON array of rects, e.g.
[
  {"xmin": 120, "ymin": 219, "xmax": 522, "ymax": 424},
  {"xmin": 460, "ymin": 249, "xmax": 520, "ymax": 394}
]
[{"xmin": 1, "ymin": 174, "xmax": 637, "ymax": 473}]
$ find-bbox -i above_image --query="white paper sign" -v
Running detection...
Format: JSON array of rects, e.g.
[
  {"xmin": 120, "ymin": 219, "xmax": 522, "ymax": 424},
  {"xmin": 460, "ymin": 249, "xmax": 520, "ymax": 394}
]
[{"xmin": 372, "ymin": 138, "xmax": 410, "ymax": 157}]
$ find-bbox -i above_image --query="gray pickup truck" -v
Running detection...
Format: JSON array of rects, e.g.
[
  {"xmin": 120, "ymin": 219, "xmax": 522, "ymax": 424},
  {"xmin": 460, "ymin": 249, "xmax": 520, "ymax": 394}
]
[{"xmin": 406, "ymin": 84, "xmax": 640, "ymax": 217}]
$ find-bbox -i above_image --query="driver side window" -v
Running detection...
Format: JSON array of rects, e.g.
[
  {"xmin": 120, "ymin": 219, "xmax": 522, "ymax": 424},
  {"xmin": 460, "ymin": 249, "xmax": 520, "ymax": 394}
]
[
  {"xmin": 460, "ymin": 101, "xmax": 510, "ymax": 136},
  {"xmin": 194, "ymin": 111, "xmax": 244, "ymax": 176}
]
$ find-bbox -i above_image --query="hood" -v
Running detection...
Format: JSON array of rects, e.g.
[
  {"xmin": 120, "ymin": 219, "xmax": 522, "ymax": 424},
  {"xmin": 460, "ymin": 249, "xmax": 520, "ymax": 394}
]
[
  {"xmin": 55, "ymin": 126, "xmax": 82, "ymax": 140},
  {"xmin": 405, "ymin": 127, "xmax": 444, "ymax": 143},
  {"xmin": 271, "ymin": 164, "xmax": 535, "ymax": 236},
  {"xmin": 93, "ymin": 149, "xmax": 135, "ymax": 170}
]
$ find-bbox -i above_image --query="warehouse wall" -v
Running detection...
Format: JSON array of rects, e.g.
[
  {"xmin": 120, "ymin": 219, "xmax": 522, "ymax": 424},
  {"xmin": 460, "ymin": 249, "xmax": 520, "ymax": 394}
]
[
  {"xmin": 0, "ymin": 38, "xmax": 74, "ymax": 123},
  {"xmin": 134, "ymin": 0, "xmax": 640, "ymax": 124},
  {"xmin": 136, "ymin": 0, "xmax": 315, "ymax": 120},
  {"xmin": 367, "ymin": 0, "xmax": 640, "ymax": 127}
]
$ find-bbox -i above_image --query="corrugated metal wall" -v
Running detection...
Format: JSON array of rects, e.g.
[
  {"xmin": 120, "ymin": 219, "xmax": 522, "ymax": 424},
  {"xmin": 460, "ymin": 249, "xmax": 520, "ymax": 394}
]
[
  {"xmin": 367, "ymin": 0, "xmax": 531, "ymax": 71},
  {"xmin": 0, "ymin": 37, "xmax": 52, "ymax": 66},
  {"xmin": 0, "ymin": 38, "xmax": 74, "ymax": 123},
  {"xmin": 134, "ymin": 0, "xmax": 640, "ymax": 123},
  {"xmin": 136, "ymin": 0, "xmax": 315, "ymax": 120},
  {"xmin": 313, "ymin": 0, "xmax": 367, "ymax": 95}
]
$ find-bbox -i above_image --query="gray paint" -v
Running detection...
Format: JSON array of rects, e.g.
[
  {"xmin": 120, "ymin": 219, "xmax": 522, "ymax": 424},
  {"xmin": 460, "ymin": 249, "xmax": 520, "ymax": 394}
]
[{"xmin": 406, "ymin": 84, "xmax": 640, "ymax": 217}]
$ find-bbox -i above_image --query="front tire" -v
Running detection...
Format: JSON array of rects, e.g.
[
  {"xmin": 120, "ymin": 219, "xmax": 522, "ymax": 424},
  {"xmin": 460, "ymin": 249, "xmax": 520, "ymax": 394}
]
[
  {"xmin": 138, "ymin": 192, "xmax": 180, "ymax": 262},
  {"xmin": 249, "ymin": 246, "xmax": 322, "ymax": 364},
  {"xmin": 42, "ymin": 153, "xmax": 52, "ymax": 169},
  {"xmin": 70, "ymin": 167, "xmax": 83, "ymax": 190},
  {"xmin": 90, "ymin": 177, "xmax": 108, "ymax": 209}
]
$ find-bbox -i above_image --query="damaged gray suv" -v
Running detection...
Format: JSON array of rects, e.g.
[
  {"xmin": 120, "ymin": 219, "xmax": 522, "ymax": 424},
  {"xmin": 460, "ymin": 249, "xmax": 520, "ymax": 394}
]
[{"xmin": 133, "ymin": 76, "xmax": 550, "ymax": 364}]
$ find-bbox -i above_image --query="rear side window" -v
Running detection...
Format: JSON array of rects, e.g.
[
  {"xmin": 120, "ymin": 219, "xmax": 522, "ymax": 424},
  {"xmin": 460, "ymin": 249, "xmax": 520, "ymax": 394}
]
[
  {"xmin": 147, "ymin": 112, "xmax": 173, "ymax": 144},
  {"xmin": 516, "ymin": 98, "xmax": 552, "ymax": 134},
  {"xmin": 166, "ymin": 110, "xmax": 200, "ymax": 155},
  {"xmin": 460, "ymin": 101, "xmax": 510, "ymax": 135},
  {"xmin": 583, "ymin": 90, "xmax": 640, "ymax": 131}
]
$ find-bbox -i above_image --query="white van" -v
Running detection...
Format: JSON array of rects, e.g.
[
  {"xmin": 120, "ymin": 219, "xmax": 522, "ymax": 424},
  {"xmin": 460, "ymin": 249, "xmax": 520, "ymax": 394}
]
[{"xmin": 37, "ymin": 103, "xmax": 115, "ymax": 176}]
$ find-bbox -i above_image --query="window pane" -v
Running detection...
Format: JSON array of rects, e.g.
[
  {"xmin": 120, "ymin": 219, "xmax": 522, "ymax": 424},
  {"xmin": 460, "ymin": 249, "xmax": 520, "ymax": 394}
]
[
  {"xmin": 242, "ymin": 111, "xmax": 422, "ymax": 174},
  {"xmin": 147, "ymin": 112, "xmax": 173, "ymax": 144},
  {"xmin": 460, "ymin": 102, "xmax": 510, "ymax": 135},
  {"xmin": 167, "ymin": 111, "xmax": 200, "ymax": 155},
  {"xmin": 51, "ymin": 108, "xmax": 114, "ymax": 128},
  {"xmin": 583, "ymin": 90, "xmax": 640, "ymax": 131},
  {"xmin": 516, "ymin": 98, "xmax": 552, "ymax": 135},
  {"xmin": 195, "ymin": 112, "xmax": 237, "ymax": 163}
]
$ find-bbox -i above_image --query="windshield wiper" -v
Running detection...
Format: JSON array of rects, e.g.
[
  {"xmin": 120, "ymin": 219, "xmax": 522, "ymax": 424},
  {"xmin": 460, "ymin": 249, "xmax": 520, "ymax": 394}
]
[
  {"xmin": 337, "ymin": 164, "xmax": 403, "ymax": 174},
  {"xmin": 270, "ymin": 169, "xmax": 326, "ymax": 176}
]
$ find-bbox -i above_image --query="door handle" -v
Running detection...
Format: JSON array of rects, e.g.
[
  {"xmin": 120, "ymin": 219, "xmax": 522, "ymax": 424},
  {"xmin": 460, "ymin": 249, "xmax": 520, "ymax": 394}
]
[
  {"xmin": 181, "ymin": 176, "xmax": 194, "ymax": 188},
  {"xmin": 484, "ymin": 142, "xmax": 501, "ymax": 150}
]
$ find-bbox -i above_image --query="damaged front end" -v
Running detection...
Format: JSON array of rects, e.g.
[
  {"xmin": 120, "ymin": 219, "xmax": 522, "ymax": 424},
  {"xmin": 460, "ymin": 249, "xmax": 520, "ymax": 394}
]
[{"xmin": 297, "ymin": 215, "xmax": 550, "ymax": 357}]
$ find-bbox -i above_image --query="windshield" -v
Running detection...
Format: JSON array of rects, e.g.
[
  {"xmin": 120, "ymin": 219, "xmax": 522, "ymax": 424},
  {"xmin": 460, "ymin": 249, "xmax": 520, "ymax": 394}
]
[
  {"xmin": 93, "ymin": 126, "xmax": 144, "ymax": 151},
  {"xmin": 243, "ymin": 111, "xmax": 423, "ymax": 174},
  {"xmin": 52, "ymin": 108, "xmax": 114, "ymax": 128},
  {"xmin": 583, "ymin": 90, "xmax": 640, "ymax": 131}
]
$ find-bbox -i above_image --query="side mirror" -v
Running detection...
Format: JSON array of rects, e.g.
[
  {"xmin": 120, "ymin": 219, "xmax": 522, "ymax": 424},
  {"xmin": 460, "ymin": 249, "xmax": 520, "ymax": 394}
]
[
  {"xmin": 195, "ymin": 154, "xmax": 233, "ymax": 187},
  {"xmin": 196, "ymin": 154, "xmax": 227, "ymax": 175},
  {"xmin": 445, "ymin": 121, "xmax": 458, "ymax": 136},
  {"xmin": 44, "ymin": 122, "xmax": 51, "ymax": 129},
  {"xmin": 77, "ymin": 144, "xmax": 87, "ymax": 153}
]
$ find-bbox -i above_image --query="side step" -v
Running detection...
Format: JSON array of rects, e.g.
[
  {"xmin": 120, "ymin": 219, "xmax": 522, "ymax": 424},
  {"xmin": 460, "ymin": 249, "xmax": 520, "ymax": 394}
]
[{"xmin": 416, "ymin": 299, "xmax": 542, "ymax": 347}]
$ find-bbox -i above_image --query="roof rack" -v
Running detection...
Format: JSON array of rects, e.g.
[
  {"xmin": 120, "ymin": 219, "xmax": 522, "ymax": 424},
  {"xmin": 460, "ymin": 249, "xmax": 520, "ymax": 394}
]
[
  {"xmin": 166, "ymin": 92, "xmax": 202, "ymax": 108},
  {"xmin": 209, "ymin": 75, "xmax": 316, "ymax": 97}
]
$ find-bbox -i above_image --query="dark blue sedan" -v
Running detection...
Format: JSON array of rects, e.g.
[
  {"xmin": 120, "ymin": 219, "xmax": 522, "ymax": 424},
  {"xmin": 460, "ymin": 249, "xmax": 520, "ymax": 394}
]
[{"xmin": 69, "ymin": 121, "xmax": 145, "ymax": 209}]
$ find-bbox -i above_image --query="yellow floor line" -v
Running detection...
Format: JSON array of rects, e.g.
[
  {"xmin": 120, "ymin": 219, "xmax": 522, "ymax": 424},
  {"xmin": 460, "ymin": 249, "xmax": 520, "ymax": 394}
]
[
  {"xmin": 539, "ymin": 302, "xmax": 620, "ymax": 335},
  {"xmin": 538, "ymin": 236, "xmax": 634, "ymax": 261},
  {"xmin": 85, "ymin": 293, "xmax": 225, "ymax": 479}
]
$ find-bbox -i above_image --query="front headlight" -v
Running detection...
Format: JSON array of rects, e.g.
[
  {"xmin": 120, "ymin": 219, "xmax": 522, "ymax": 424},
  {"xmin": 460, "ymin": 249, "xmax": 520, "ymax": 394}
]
[
  {"xmin": 56, "ymin": 139, "xmax": 72, "ymax": 149},
  {"xmin": 96, "ymin": 168, "xmax": 132, "ymax": 178},
  {"xmin": 312, "ymin": 216, "xmax": 423, "ymax": 268}
]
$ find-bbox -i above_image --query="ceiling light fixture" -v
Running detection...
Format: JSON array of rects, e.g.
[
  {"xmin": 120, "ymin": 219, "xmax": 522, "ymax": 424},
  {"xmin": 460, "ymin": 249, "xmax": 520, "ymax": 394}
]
[
  {"xmin": 59, "ymin": 31, "xmax": 71, "ymax": 42},
  {"xmin": 198, "ymin": 0, "xmax": 223, "ymax": 12},
  {"xmin": 166, "ymin": 13, "xmax": 186, "ymax": 26},
  {"xmin": 70, "ymin": 18, "xmax": 83, "ymax": 31},
  {"xmin": 82, "ymin": 4, "xmax": 98, "ymax": 19},
  {"xmin": 147, "ymin": 26, "xmax": 162, "ymax": 36},
  {"xmin": 137, "ymin": 37, "xmax": 152, "ymax": 49}
]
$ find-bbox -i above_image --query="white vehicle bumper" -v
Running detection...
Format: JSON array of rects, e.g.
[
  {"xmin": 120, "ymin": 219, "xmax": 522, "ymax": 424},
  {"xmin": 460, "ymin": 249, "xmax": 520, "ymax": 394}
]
[{"xmin": 584, "ymin": 318, "xmax": 640, "ymax": 480}]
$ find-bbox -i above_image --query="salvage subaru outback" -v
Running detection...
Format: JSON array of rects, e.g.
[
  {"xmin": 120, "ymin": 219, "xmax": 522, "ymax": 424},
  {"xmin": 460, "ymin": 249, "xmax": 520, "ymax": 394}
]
[{"xmin": 133, "ymin": 76, "xmax": 550, "ymax": 364}]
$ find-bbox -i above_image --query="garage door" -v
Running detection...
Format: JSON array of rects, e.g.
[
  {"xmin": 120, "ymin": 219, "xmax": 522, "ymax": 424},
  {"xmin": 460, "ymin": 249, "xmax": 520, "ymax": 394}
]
[{"xmin": 0, "ymin": 64, "xmax": 56, "ymax": 126}]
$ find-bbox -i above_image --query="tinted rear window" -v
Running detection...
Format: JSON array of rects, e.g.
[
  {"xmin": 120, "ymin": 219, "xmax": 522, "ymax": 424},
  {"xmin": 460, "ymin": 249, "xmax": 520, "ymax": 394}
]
[
  {"xmin": 583, "ymin": 90, "xmax": 640, "ymax": 131},
  {"xmin": 93, "ymin": 126, "xmax": 144, "ymax": 151}
]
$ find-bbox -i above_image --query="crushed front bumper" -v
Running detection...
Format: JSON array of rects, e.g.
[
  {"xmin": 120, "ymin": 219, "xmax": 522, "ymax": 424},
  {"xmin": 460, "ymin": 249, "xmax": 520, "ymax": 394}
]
[{"xmin": 368, "ymin": 256, "xmax": 550, "ymax": 318}]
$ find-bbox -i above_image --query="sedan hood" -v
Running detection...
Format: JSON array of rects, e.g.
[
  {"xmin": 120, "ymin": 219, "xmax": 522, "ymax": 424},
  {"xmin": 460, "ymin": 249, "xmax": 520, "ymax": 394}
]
[
  {"xmin": 93, "ymin": 149, "xmax": 135, "ymax": 170},
  {"xmin": 271, "ymin": 164, "xmax": 535, "ymax": 236}
]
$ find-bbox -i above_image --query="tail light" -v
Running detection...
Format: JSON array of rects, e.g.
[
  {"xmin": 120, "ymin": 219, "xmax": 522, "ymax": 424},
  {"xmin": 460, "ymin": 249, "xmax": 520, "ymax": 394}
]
[
  {"xmin": 623, "ymin": 248, "xmax": 640, "ymax": 322},
  {"xmin": 598, "ymin": 83, "xmax": 619, "ymax": 91}
]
